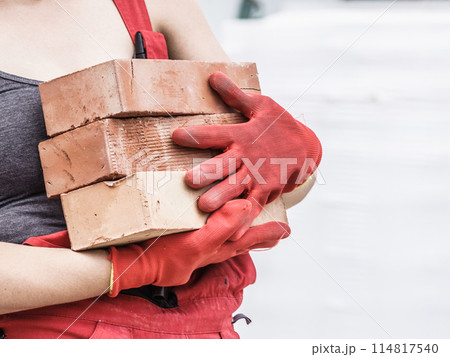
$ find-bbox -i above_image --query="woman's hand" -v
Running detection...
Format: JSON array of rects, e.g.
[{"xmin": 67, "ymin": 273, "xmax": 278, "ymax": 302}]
[
  {"xmin": 172, "ymin": 72, "xmax": 322, "ymax": 220},
  {"xmin": 108, "ymin": 199, "xmax": 290, "ymax": 296}
]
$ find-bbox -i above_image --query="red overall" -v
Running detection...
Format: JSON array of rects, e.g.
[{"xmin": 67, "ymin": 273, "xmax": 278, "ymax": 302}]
[{"xmin": 0, "ymin": 0, "xmax": 256, "ymax": 339}]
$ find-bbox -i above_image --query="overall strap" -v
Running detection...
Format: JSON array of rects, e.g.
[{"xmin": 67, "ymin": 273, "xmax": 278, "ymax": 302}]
[{"xmin": 113, "ymin": 0, "xmax": 169, "ymax": 59}]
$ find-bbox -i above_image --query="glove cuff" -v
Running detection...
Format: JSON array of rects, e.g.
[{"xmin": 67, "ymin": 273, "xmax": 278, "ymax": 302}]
[{"xmin": 106, "ymin": 244, "xmax": 157, "ymax": 297}]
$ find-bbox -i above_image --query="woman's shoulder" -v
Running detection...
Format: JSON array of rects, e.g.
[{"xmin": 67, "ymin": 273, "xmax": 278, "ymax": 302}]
[
  {"xmin": 145, "ymin": 0, "xmax": 201, "ymax": 33},
  {"xmin": 145, "ymin": 0, "xmax": 230, "ymax": 61}
]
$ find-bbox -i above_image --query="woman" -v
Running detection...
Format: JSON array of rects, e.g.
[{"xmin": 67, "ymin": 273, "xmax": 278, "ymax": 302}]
[{"xmin": 0, "ymin": 0, "xmax": 321, "ymax": 338}]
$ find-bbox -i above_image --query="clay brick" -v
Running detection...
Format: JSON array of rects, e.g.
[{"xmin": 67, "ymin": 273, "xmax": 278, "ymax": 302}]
[
  {"xmin": 39, "ymin": 60, "xmax": 260, "ymax": 136},
  {"xmin": 61, "ymin": 171, "xmax": 288, "ymax": 251},
  {"xmin": 39, "ymin": 113, "xmax": 247, "ymax": 198}
]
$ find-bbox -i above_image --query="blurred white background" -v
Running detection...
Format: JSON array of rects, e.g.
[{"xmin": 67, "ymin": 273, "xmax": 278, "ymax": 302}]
[{"xmin": 197, "ymin": 0, "xmax": 450, "ymax": 338}]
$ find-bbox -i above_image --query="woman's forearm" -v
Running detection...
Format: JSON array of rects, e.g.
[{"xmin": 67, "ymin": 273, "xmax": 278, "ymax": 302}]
[{"xmin": 0, "ymin": 242, "xmax": 110, "ymax": 315}]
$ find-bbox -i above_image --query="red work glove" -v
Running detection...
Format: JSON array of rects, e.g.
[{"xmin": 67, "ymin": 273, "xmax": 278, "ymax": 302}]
[
  {"xmin": 107, "ymin": 199, "xmax": 290, "ymax": 297},
  {"xmin": 172, "ymin": 72, "xmax": 322, "ymax": 220}
]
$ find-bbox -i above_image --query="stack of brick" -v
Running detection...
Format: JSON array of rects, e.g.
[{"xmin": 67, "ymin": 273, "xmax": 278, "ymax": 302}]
[{"xmin": 38, "ymin": 59, "xmax": 288, "ymax": 251}]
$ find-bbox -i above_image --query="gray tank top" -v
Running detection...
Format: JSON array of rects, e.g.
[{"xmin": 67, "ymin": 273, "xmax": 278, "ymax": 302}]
[{"xmin": 0, "ymin": 71, "xmax": 66, "ymax": 244}]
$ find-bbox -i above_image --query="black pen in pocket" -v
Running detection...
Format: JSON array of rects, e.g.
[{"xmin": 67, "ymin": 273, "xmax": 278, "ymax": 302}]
[{"xmin": 134, "ymin": 32, "xmax": 147, "ymax": 59}]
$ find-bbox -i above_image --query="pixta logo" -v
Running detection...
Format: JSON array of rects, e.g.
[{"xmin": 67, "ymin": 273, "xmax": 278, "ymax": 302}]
[
  {"xmin": 191, "ymin": 157, "xmax": 326, "ymax": 186},
  {"xmin": 126, "ymin": 149, "xmax": 174, "ymax": 195}
]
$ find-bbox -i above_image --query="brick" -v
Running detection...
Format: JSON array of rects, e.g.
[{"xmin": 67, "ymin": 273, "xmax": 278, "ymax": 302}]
[
  {"xmin": 39, "ymin": 113, "xmax": 247, "ymax": 198},
  {"xmin": 61, "ymin": 171, "xmax": 288, "ymax": 251},
  {"xmin": 39, "ymin": 60, "xmax": 260, "ymax": 136}
]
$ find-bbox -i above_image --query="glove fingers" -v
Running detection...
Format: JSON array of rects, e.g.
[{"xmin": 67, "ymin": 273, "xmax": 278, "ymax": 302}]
[
  {"xmin": 227, "ymin": 221, "xmax": 291, "ymax": 255},
  {"xmin": 202, "ymin": 199, "xmax": 253, "ymax": 247},
  {"xmin": 246, "ymin": 190, "xmax": 271, "ymax": 219},
  {"xmin": 185, "ymin": 149, "xmax": 242, "ymax": 189},
  {"xmin": 198, "ymin": 168, "xmax": 249, "ymax": 213},
  {"xmin": 229, "ymin": 189, "xmax": 269, "ymax": 242},
  {"xmin": 209, "ymin": 72, "xmax": 256, "ymax": 118},
  {"xmin": 172, "ymin": 124, "xmax": 236, "ymax": 149}
]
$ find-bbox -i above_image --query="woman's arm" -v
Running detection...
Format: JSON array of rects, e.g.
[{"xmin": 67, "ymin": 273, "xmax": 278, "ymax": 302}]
[
  {"xmin": 0, "ymin": 242, "xmax": 110, "ymax": 315},
  {"xmin": 0, "ymin": 199, "xmax": 287, "ymax": 315}
]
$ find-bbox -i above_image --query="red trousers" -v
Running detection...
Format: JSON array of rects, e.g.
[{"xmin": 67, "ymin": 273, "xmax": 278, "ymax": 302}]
[{"xmin": 0, "ymin": 232, "xmax": 256, "ymax": 339}]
